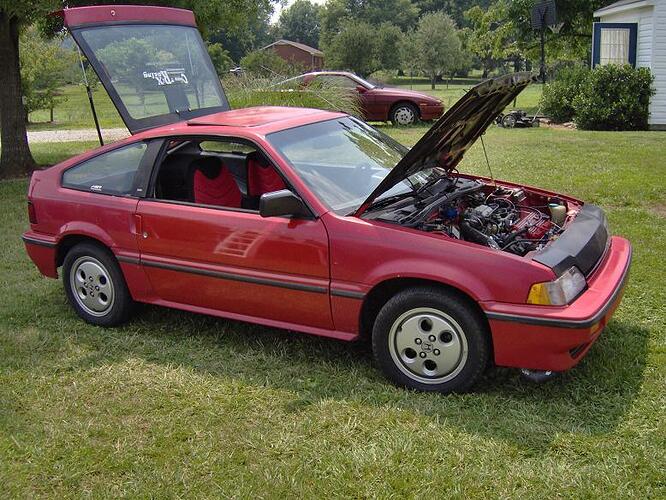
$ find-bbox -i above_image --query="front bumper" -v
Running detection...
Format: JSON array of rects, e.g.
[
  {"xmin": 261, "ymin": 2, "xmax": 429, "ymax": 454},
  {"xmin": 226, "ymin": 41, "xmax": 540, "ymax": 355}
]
[
  {"xmin": 482, "ymin": 236, "xmax": 632, "ymax": 371},
  {"xmin": 419, "ymin": 103, "xmax": 444, "ymax": 121}
]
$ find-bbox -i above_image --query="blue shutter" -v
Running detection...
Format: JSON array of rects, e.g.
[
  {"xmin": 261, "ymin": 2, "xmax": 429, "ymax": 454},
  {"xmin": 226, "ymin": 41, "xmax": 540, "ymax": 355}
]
[{"xmin": 592, "ymin": 22, "xmax": 638, "ymax": 68}]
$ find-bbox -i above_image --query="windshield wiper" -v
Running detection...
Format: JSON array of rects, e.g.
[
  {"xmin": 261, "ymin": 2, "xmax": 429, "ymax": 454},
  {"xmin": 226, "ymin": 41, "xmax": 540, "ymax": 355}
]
[
  {"xmin": 415, "ymin": 172, "xmax": 451, "ymax": 196},
  {"xmin": 354, "ymin": 191, "xmax": 418, "ymax": 215}
]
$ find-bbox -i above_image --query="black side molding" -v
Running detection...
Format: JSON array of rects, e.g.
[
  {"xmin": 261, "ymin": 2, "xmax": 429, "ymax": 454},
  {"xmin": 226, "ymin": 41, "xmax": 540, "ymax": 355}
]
[{"xmin": 22, "ymin": 235, "xmax": 56, "ymax": 248}]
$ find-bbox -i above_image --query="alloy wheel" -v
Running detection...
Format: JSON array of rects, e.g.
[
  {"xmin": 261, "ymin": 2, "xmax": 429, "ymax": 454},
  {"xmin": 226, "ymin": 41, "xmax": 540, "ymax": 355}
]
[
  {"xmin": 388, "ymin": 307, "xmax": 469, "ymax": 384},
  {"xmin": 69, "ymin": 256, "xmax": 115, "ymax": 317},
  {"xmin": 393, "ymin": 106, "xmax": 416, "ymax": 125}
]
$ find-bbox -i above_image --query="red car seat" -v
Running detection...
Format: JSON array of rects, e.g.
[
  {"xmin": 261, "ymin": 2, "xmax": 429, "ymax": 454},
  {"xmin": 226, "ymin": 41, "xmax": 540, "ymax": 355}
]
[
  {"xmin": 191, "ymin": 157, "xmax": 242, "ymax": 208},
  {"xmin": 246, "ymin": 151, "xmax": 286, "ymax": 197}
]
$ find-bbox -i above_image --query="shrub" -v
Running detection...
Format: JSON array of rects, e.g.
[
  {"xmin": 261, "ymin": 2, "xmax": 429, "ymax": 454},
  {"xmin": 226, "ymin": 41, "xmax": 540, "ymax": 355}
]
[
  {"xmin": 540, "ymin": 64, "xmax": 589, "ymax": 123},
  {"xmin": 573, "ymin": 65, "xmax": 654, "ymax": 131},
  {"xmin": 239, "ymin": 50, "xmax": 304, "ymax": 78},
  {"xmin": 207, "ymin": 43, "xmax": 234, "ymax": 77},
  {"xmin": 223, "ymin": 75, "xmax": 362, "ymax": 117}
]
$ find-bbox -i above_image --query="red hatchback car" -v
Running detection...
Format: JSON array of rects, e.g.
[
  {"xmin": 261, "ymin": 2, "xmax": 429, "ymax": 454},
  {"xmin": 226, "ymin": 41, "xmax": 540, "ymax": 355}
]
[
  {"xmin": 285, "ymin": 71, "xmax": 444, "ymax": 125},
  {"xmin": 23, "ymin": 6, "xmax": 632, "ymax": 393}
]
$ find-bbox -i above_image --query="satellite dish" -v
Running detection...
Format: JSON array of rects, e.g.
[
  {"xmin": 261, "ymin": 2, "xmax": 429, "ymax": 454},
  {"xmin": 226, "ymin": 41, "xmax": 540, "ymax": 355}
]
[{"xmin": 531, "ymin": 0, "xmax": 557, "ymax": 30}]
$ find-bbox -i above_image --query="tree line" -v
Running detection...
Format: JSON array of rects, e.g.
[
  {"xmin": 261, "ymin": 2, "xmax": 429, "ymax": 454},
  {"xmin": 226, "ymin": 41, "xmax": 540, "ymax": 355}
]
[{"xmin": 0, "ymin": 0, "xmax": 607, "ymax": 178}]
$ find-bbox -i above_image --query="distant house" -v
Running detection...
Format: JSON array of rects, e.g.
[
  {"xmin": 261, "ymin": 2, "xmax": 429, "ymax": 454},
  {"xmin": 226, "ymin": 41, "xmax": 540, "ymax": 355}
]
[
  {"xmin": 261, "ymin": 39, "xmax": 324, "ymax": 71},
  {"xmin": 593, "ymin": 0, "xmax": 666, "ymax": 128}
]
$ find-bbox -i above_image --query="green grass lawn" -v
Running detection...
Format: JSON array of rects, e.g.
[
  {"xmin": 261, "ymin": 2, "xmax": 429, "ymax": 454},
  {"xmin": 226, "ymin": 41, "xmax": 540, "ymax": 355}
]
[
  {"xmin": 389, "ymin": 80, "xmax": 543, "ymax": 114},
  {"xmin": 28, "ymin": 85, "xmax": 125, "ymax": 131},
  {"xmin": 27, "ymin": 77, "xmax": 543, "ymax": 132},
  {"xmin": 3, "ymin": 126, "xmax": 665, "ymax": 497}
]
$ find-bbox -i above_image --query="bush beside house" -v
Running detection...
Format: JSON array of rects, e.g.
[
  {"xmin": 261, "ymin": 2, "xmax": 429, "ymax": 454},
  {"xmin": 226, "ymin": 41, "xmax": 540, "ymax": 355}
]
[
  {"xmin": 541, "ymin": 65, "xmax": 655, "ymax": 131},
  {"xmin": 573, "ymin": 65, "xmax": 655, "ymax": 131}
]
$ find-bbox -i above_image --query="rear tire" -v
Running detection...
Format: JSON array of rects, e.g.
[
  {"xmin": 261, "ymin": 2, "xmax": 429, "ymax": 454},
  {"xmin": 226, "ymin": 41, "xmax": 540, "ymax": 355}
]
[
  {"xmin": 390, "ymin": 103, "xmax": 419, "ymax": 126},
  {"xmin": 62, "ymin": 242, "xmax": 134, "ymax": 327},
  {"xmin": 371, "ymin": 287, "xmax": 489, "ymax": 393}
]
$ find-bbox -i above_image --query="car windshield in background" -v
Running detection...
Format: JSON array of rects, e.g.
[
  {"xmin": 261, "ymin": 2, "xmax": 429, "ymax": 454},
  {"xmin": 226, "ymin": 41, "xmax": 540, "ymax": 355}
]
[
  {"xmin": 76, "ymin": 24, "xmax": 226, "ymax": 121},
  {"xmin": 352, "ymin": 75, "xmax": 376, "ymax": 89},
  {"xmin": 268, "ymin": 117, "xmax": 436, "ymax": 213}
]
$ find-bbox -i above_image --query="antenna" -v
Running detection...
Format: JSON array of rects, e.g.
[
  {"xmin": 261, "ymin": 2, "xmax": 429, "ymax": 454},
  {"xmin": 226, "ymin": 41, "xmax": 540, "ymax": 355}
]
[{"xmin": 76, "ymin": 45, "xmax": 104, "ymax": 146}]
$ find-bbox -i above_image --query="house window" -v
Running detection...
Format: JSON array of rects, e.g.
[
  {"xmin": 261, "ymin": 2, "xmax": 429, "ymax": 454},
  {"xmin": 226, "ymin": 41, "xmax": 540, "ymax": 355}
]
[{"xmin": 592, "ymin": 22, "xmax": 638, "ymax": 68}]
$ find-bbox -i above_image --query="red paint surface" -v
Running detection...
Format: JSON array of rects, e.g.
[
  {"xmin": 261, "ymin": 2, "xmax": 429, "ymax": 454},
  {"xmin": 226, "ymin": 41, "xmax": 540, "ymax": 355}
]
[
  {"xmin": 301, "ymin": 72, "xmax": 444, "ymax": 122},
  {"xmin": 56, "ymin": 5, "xmax": 196, "ymax": 28},
  {"xmin": 23, "ymin": 104, "xmax": 631, "ymax": 372}
]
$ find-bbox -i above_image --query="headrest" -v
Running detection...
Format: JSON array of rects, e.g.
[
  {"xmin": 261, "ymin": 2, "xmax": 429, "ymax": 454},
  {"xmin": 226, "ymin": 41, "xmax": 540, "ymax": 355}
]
[
  {"xmin": 193, "ymin": 156, "xmax": 222, "ymax": 180},
  {"xmin": 246, "ymin": 151, "xmax": 271, "ymax": 169}
]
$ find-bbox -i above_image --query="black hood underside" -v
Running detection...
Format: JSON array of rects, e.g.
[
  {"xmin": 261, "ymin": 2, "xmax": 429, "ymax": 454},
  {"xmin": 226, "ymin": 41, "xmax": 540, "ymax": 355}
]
[{"xmin": 357, "ymin": 72, "xmax": 535, "ymax": 215}]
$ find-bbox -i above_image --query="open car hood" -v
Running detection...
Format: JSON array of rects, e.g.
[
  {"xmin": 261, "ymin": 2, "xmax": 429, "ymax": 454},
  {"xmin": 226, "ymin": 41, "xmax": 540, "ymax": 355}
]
[
  {"xmin": 356, "ymin": 72, "xmax": 535, "ymax": 216},
  {"xmin": 56, "ymin": 5, "xmax": 230, "ymax": 134}
]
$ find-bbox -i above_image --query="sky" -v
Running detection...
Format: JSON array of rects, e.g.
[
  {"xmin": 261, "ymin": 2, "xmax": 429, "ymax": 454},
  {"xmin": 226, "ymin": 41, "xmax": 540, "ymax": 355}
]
[{"xmin": 270, "ymin": 0, "xmax": 328, "ymax": 24}]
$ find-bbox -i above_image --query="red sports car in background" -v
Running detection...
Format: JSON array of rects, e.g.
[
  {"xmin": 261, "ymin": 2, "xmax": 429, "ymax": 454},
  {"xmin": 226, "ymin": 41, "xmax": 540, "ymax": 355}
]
[
  {"xmin": 23, "ymin": 6, "xmax": 631, "ymax": 393},
  {"xmin": 283, "ymin": 71, "xmax": 444, "ymax": 125}
]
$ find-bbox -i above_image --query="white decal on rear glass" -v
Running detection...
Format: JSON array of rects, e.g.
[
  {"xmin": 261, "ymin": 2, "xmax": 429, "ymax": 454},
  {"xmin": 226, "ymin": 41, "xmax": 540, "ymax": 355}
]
[
  {"xmin": 143, "ymin": 69, "xmax": 189, "ymax": 86},
  {"xmin": 90, "ymin": 185, "xmax": 102, "ymax": 192}
]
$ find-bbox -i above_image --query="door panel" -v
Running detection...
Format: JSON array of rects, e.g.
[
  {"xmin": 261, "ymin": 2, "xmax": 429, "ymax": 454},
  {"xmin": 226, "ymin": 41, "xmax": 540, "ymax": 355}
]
[{"xmin": 136, "ymin": 200, "xmax": 332, "ymax": 328}]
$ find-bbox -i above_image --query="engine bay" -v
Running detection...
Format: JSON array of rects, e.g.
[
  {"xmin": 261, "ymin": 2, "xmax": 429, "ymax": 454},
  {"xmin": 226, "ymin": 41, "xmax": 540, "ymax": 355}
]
[{"xmin": 364, "ymin": 175, "xmax": 580, "ymax": 256}]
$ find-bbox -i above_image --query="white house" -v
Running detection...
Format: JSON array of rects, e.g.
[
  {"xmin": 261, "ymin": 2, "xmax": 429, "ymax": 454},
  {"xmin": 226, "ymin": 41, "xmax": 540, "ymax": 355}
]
[{"xmin": 593, "ymin": 0, "xmax": 666, "ymax": 128}]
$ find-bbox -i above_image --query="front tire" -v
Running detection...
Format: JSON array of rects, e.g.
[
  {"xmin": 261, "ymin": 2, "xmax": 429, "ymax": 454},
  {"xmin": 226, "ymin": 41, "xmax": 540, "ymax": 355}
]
[
  {"xmin": 62, "ymin": 242, "xmax": 134, "ymax": 327},
  {"xmin": 372, "ymin": 287, "xmax": 489, "ymax": 393},
  {"xmin": 390, "ymin": 103, "xmax": 419, "ymax": 126}
]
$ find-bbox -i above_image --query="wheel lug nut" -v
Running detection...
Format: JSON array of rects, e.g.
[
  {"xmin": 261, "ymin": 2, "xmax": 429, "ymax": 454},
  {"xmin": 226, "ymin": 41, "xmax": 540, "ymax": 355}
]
[
  {"xmin": 429, "ymin": 335, "xmax": 436, "ymax": 342},
  {"xmin": 419, "ymin": 352, "xmax": 426, "ymax": 358},
  {"xmin": 433, "ymin": 349, "xmax": 440, "ymax": 356},
  {"xmin": 415, "ymin": 338, "xmax": 422, "ymax": 345}
]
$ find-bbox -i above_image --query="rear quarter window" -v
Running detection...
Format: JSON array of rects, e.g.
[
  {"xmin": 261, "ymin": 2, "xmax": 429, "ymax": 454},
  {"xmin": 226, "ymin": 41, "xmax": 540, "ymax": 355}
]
[{"xmin": 62, "ymin": 142, "xmax": 148, "ymax": 195}]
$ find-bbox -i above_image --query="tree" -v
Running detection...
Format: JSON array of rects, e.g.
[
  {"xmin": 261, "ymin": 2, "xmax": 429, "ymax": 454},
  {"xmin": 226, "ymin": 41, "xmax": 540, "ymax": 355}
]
[
  {"xmin": 0, "ymin": 1, "xmax": 57, "ymax": 178},
  {"xmin": 464, "ymin": 1, "xmax": 520, "ymax": 78},
  {"xmin": 319, "ymin": 0, "xmax": 418, "ymax": 48},
  {"xmin": 19, "ymin": 26, "xmax": 77, "ymax": 123},
  {"xmin": 374, "ymin": 23, "xmax": 404, "ymax": 72},
  {"xmin": 207, "ymin": 43, "xmax": 234, "ymax": 76},
  {"xmin": 325, "ymin": 21, "xmax": 403, "ymax": 77},
  {"xmin": 240, "ymin": 49, "xmax": 295, "ymax": 78},
  {"xmin": 277, "ymin": 0, "xmax": 321, "ymax": 49},
  {"xmin": 505, "ymin": 0, "xmax": 607, "ymax": 61},
  {"xmin": 414, "ymin": 0, "xmax": 490, "ymax": 28},
  {"xmin": 413, "ymin": 12, "xmax": 462, "ymax": 89},
  {"xmin": 0, "ymin": 0, "xmax": 274, "ymax": 179}
]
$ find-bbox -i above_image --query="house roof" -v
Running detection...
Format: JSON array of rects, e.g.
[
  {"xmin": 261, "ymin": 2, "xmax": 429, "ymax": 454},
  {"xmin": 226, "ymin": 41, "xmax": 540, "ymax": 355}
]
[
  {"xmin": 262, "ymin": 39, "xmax": 324, "ymax": 57},
  {"xmin": 594, "ymin": 0, "xmax": 654, "ymax": 16}
]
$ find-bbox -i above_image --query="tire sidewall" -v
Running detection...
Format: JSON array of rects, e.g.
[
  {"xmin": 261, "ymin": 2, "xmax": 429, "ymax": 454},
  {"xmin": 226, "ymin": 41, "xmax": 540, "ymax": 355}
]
[
  {"xmin": 62, "ymin": 242, "xmax": 133, "ymax": 327},
  {"xmin": 372, "ymin": 288, "xmax": 489, "ymax": 393}
]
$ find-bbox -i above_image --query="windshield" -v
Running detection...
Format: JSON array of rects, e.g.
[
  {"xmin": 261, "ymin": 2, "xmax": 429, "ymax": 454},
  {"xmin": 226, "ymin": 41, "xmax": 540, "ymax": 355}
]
[
  {"xmin": 73, "ymin": 24, "xmax": 228, "ymax": 132},
  {"xmin": 268, "ymin": 117, "xmax": 439, "ymax": 213},
  {"xmin": 351, "ymin": 74, "xmax": 376, "ymax": 89}
]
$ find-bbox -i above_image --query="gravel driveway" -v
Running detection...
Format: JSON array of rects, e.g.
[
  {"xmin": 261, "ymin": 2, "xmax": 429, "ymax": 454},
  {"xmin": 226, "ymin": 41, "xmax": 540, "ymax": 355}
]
[{"xmin": 27, "ymin": 128, "xmax": 130, "ymax": 143}]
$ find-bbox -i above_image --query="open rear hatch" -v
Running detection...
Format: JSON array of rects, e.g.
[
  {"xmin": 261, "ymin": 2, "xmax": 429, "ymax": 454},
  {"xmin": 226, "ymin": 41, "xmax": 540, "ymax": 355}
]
[{"xmin": 56, "ymin": 5, "xmax": 230, "ymax": 134}]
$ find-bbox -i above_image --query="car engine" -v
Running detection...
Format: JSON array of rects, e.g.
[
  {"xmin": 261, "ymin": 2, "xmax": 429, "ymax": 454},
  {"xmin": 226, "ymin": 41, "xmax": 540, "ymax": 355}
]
[{"xmin": 367, "ymin": 177, "xmax": 575, "ymax": 256}]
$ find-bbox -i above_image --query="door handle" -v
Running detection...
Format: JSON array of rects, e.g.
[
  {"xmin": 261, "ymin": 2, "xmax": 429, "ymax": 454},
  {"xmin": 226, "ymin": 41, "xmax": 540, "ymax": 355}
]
[{"xmin": 132, "ymin": 214, "xmax": 144, "ymax": 237}]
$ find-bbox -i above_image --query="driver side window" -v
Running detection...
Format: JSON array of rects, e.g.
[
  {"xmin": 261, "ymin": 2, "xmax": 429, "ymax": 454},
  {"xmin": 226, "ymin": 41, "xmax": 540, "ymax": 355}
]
[{"xmin": 152, "ymin": 138, "xmax": 287, "ymax": 211}]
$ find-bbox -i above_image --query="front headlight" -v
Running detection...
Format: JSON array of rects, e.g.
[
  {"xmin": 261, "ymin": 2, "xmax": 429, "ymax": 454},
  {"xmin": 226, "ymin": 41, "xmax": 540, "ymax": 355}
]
[{"xmin": 527, "ymin": 266, "xmax": 587, "ymax": 305}]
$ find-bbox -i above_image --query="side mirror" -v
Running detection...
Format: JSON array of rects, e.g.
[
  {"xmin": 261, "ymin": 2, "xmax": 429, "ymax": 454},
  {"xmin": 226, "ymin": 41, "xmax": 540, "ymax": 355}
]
[
  {"xmin": 259, "ymin": 189, "xmax": 309, "ymax": 218},
  {"xmin": 356, "ymin": 85, "xmax": 367, "ymax": 93}
]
